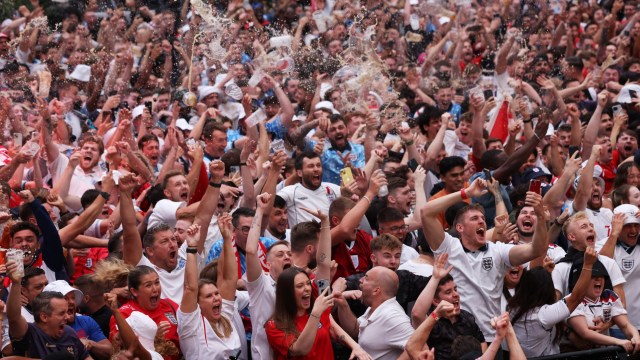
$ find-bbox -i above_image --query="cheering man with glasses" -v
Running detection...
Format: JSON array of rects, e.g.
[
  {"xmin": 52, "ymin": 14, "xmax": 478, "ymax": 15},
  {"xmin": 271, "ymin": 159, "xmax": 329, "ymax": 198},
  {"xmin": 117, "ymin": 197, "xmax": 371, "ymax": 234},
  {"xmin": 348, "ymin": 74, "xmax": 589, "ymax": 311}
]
[{"xmin": 377, "ymin": 208, "xmax": 419, "ymax": 264}]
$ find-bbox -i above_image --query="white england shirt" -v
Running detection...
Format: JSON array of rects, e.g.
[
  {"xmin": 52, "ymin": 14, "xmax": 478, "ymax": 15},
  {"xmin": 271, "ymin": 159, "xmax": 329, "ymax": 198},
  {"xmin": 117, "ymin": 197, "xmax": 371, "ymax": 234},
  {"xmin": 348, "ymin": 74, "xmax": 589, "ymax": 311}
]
[
  {"xmin": 614, "ymin": 243, "xmax": 640, "ymax": 328},
  {"xmin": 277, "ymin": 182, "xmax": 341, "ymax": 228},
  {"xmin": 552, "ymin": 254, "xmax": 625, "ymax": 297},
  {"xmin": 432, "ymin": 233, "xmax": 514, "ymax": 342},
  {"xmin": 246, "ymin": 272, "xmax": 277, "ymax": 360}
]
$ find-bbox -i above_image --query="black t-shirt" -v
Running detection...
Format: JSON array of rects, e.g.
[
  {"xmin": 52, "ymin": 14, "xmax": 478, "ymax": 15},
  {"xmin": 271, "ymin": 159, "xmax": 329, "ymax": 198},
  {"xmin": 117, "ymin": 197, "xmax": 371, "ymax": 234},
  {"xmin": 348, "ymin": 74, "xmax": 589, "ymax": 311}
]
[
  {"xmin": 12, "ymin": 323, "xmax": 90, "ymax": 360},
  {"xmin": 427, "ymin": 309, "xmax": 485, "ymax": 360},
  {"xmin": 89, "ymin": 305, "xmax": 113, "ymax": 339}
]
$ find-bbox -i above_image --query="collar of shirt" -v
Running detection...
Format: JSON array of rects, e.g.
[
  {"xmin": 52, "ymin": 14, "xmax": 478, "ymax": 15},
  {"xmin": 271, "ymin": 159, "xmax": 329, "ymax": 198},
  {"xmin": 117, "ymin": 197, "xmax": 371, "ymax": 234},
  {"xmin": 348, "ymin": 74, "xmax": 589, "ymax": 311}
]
[
  {"xmin": 362, "ymin": 297, "xmax": 398, "ymax": 324},
  {"xmin": 617, "ymin": 241, "xmax": 636, "ymax": 254},
  {"xmin": 326, "ymin": 140, "xmax": 352, "ymax": 152},
  {"xmin": 462, "ymin": 243, "xmax": 488, "ymax": 253}
]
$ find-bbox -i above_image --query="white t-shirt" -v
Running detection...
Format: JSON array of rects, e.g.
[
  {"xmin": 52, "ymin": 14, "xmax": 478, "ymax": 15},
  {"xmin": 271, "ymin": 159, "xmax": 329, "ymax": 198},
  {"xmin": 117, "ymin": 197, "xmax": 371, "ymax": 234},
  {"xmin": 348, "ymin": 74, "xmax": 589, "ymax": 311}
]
[
  {"xmin": 277, "ymin": 183, "xmax": 341, "ymax": 228},
  {"xmin": 433, "ymin": 233, "xmax": 514, "ymax": 342},
  {"xmin": 443, "ymin": 130, "xmax": 471, "ymax": 159},
  {"xmin": 510, "ymin": 300, "xmax": 570, "ymax": 357},
  {"xmin": 552, "ymin": 254, "xmax": 625, "ymax": 297},
  {"xmin": 177, "ymin": 299, "xmax": 242, "ymax": 359},
  {"xmin": 246, "ymin": 272, "xmax": 277, "ymax": 360},
  {"xmin": 397, "ymin": 259, "xmax": 433, "ymax": 277},
  {"xmin": 137, "ymin": 242, "xmax": 204, "ymax": 303},
  {"xmin": 568, "ymin": 290, "xmax": 627, "ymax": 336},
  {"xmin": 234, "ymin": 291, "xmax": 249, "ymax": 360},
  {"xmin": 400, "ymin": 244, "xmax": 419, "ymax": 265},
  {"xmin": 614, "ymin": 244, "xmax": 640, "ymax": 328},
  {"xmin": 357, "ymin": 297, "xmax": 414, "ymax": 360},
  {"xmin": 148, "ymin": 199, "xmax": 185, "ymax": 229}
]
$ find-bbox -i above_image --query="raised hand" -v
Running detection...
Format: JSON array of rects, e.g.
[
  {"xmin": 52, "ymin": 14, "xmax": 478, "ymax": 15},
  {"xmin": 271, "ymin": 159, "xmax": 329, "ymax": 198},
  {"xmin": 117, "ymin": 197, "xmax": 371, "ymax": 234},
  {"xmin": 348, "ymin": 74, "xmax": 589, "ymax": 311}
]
[
  {"xmin": 432, "ymin": 253, "xmax": 453, "ymax": 281},
  {"xmin": 584, "ymin": 246, "xmax": 597, "ymax": 268},
  {"xmin": 209, "ymin": 160, "xmax": 225, "ymax": 183},
  {"xmin": 300, "ymin": 207, "xmax": 328, "ymax": 222},
  {"xmin": 185, "ymin": 223, "xmax": 201, "ymax": 247},
  {"xmin": 118, "ymin": 173, "xmax": 137, "ymax": 194},
  {"xmin": 465, "ymin": 178, "xmax": 488, "ymax": 198},
  {"xmin": 434, "ymin": 300, "xmax": 456, "ymax": 318},
  {"xmin": 17, "ymin": 190, "xmax": 34, "ymax": 204},
  {"xmin": 256, "ymin": 193, "xmax": 272, "ymax": 211},
  {"xmin": 219, "ymin": 212, "xmax": 233, "ymax": 240},
  {"xmin": 311, "ymin": 286, "xmax": 334, "ymax": 317}
]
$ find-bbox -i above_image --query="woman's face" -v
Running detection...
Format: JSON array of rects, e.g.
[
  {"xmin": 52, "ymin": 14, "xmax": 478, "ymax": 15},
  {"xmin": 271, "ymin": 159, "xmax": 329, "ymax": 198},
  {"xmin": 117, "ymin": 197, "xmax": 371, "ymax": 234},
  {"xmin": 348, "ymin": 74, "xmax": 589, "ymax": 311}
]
[
  {"xmin": 504, "ymin": 266, "xmax": 524, "ymax": 289},
  {"xmin": 131, "ymin": 272, "xmax": 162, "ymax": 311},
  {"xmin": 628, "ymin": 166, "xmax": 640, "ymax": 187},
  {"xmin": 628, "ymin": 186, "xmax": 640, "ymax": 206},
  {"xmin": 198, "ymin": 283, "xmax": 223, "ymax": 320},
  {"xmin": 293, "ymin": 273, "xmax": 312, "ymax": 312}
]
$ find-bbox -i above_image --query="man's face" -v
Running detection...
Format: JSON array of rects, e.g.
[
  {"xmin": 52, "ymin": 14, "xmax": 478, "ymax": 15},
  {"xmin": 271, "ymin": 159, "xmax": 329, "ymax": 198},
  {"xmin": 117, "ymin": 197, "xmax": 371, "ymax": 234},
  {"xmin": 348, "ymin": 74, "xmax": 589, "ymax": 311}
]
[
  {"xmin": 207, "ymin": 130, "xmax": 227, "ymax": 157},
  {"xmin": 534, "ymin": 60, "xmax": 551, "ymax": 75},
  {"xmin": 45, "ymin": 298, "xmax": 71, "ymax": 339},
  {"xmin": 285, "ymin": 79, "xmax": 299, "ymax": 99},
  {"xmin": 378, "ymin": 220, "xmax": 408, "ymax": 243},
  {"xmin": 328, "ymin": 40, "xmax": 342, "ymax": 56},
  {"xmin": 234, "ymin": 215, "xmax": 253, "ymax": 249},
  {"xmin": 587, "ymin": 181, "xmax": 604, "ymax": 210},
  {"xmin": 619, "ymin": 223, "xmax": 640, "ymax": 247},
  {"xmin": 266, "ymin": 243, "xmax": 292, "ymax": 279},
  {"xmin": 388, "ymin": 186, "xmax": 412, "ymax": 215},
  {"xmin": 567, "ymin": 218, "xmax": 596, "ymax": 250},
  {"xmin": 456, "ymin": 121, "xmax": 472, "ymax": 144},
  {"xmin": 605, "ymin": 46, "xmax": 618, "ymax": 60},
  {"xmin": 441, "ymin": 166, "xmax": 465, "ymax": 192},
  {"xmin": 455, "ymin": 210, "xmax": 487, "ymax": 247},
  {"xmin": 63, "ymin": 292, "xmax": 77, "ymax": 323},
  {"xmin": 327, "ymin": 120, "xmax": 348, "ymax": 148},
  {"xmin": 265, "ymin": 103, "xmax": 279, "ymax": 118},
  {"xmin": 142, "ymin": 140, "xmax": 160, "ymax": 167},
  {"xmin": 79, "ymin": 141, "xmax": 100, "ymax": 170},
  {"xmin": 518, "ymin": 153, "xmax": 537, "ymax": 174},
  {"xmin": 164, "ymin": 175, "xmax": 189, "ymax": 202},
  {"xmin": 173, "ymin": 219, "xmax": 192, "ymax": 247},
  {"xmin": 617, "ymin": 133, "xmax": 638, "ymax": 158},
  {"xmin": 359, "ymin": 269, "xmax": 381, "ymax": 306},
  {"xmin": 297, "ymin": 157, "xmax": 323, "ymax": 189},
  {"xmin": 434, "ymin": 280, "xmax": 461, "ymax": 316},
  {"xmin": 11, "ymin": 229, "xmax": 39, "ymax": 264},
  {"xmin": 146, "ymin": 229, "xmax": 179, "ymax": 271},
  {"xmin": 157, "ymin": 94, "xmax": 170, "ymax": 111},
  {"xmin": 435, "ymin": 87, "xmax": 453, "ymax": 109},
  {"xmin": 347, "ymin": 116, "xmax": 364, "ymax": 136},
  {"xmin": 557, "ymin": 130, "xmax": 571, "ymax": 148},
  {"xmin": 127, "ymin": 92, "xmax": 140, "ymax": 108},
  {"xmin": 204, "ymin": 93, "xmax": 220, "ymax": 108},
  {"xmin": 516, "ymin": 206, "xmax": 537, "ymax": 238},
  {"xmin": 268, "ymin": 206, "xmax": 288, "ymax": 236},
  {"xmin": 23, "ymin": 274, "xmax": 48, "ymax": 302},
  {"xmin": 600, "ymin": 115, "xmax": 613, "ymax": 134},
  {"xmin": 370, "ymin": 246, "xmax": 401, "ymax": 271},
  {"xmin": 0, "ymin": 37, "xmax": 9, "ymax": 55}
]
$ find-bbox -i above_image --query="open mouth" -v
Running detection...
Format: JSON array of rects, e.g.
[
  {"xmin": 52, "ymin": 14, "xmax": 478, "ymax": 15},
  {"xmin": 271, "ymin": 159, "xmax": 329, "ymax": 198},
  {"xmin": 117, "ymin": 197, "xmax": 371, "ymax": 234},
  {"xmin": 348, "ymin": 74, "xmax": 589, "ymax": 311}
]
[
  {"xmin": 625, "ymin": 145, "xmax": 633, "ymax": 152},
  {"xmin": 283, "ymin": 263, "xmax": 291, "ymax": 270},
  {"xmin": 83, "ymin": 155, "xmax": 92, "ymax": 163},
  {"xmin": 593, "ymin": 280, "xmax": 603, "ymax": 291},
  {"xmin": 301, "ymin": 293, "xmax": 311, "ymax": 307},
  {"xmin": 335, "ymin": 134, "xmax": 344, "ymax": 140},
  {"xmin": 476, "ymin": 228, "xmax": 486, "ymax": 237},
  {"xmin": 180, "ymin": 190, "xmax": 189, "ymax": 201},
  {"xmin": 508, "ymin": 268, "xmax": 521, "ymax": 280},
  {"xmin": 586, "ymin": 235, "xmax": 595, "ymax": 245},
  {"xmin": 521, "ymin": 219, "xmax": 533, "ymax": 231},
  {"xmin": 212, "ymin": 304, "xmax": 221, "ymax": 316},
  {"xmin": 591, "ymin": 194, "xmax": 600, "ymax": 202},
  {"xmin": 150, "ymin": 296, "xmax": 159, "ymax": 306}
]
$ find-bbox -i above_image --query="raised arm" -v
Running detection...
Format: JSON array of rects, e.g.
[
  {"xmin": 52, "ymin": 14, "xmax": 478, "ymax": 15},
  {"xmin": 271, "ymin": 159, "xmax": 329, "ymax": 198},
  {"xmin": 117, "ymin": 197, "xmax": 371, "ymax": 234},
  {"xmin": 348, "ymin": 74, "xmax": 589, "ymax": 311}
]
[
  {"xmin": 6, "ymin": 260, "xmax": 28, "ymax": 340},
  {"xmin": 104, "ymin": 294, "xmax": 151, "ymax": 360},
  {"xmin": 410, "ymin": 254, "xmax": 453, "ymax": 327},
  {"xmin": 181, "ymin": 224, "xmax": 203, "ymax": 314},
  {"xmin": 239, "ymin": 141, "xmax": 257, "ymax": 209},
  {"xmin": 193, "ymin": 160, "xmax": 224, "ymax": 253},
  {"xmin": 470, "ymin": 97, "xmax": 494, "ymax": 162},
  {"xmin": 118, "ymin": 174, "xmax": 143, "ymax": 266},
  {"xmin": 246, "ymin": 193, "xmax": 270, "ymax": 282},
  {"xmin": 331, "ymin": 170, "xmax": 385, "ymax": 245},
  {"xmin": 287, "ymin": 287, "xmax": 333, "ymax": 357},
  {"xmin": 406, "ymin": 300, "xmax": 455, "ymax": 358},
  {"xmin": 421, "ymin": 178, "xmax": 488, "ymax": 251},
  {"xmin": 217, "ymin": 213, "xmax": 238, "ymax": 302},
  {"xmin": 508, "ymin": 192, "xmax": 548, "ymax": 266},
  {"xmin": 301, "ymin": 207, "xmax": 331, "ymax": 289},
  {"xmin": 581, "ymin": 91, "xmax": 607, "ymax": 159},
  {"xmin": 573, "ymin": 145, "xmax": 601, "ymax": 212},
  {"xmin": 495, "ymin": 29, "xmax": 519, "ymax": 75},
  {"xmin": 565, "ymin": 247, "xmax": 597, "ymax": 311},
  {"xmin": 52, "ymin": 151, "xmax": 82, "ymax": 211}
]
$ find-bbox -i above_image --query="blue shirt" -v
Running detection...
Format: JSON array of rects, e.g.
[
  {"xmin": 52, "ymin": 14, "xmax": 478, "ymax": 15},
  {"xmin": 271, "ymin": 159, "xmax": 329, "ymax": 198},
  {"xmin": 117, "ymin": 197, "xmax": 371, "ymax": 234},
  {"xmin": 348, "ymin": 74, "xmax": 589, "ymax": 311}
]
[
  {"xmin": 307, "ymin": 140, "xmax": 366, "ymax": 185},
  {"xmin": 205, "ymin": 236, "xmax": 277, "ymax": 275},
  {"xmin": 70, "ymin": 315, "xmax": 107, "ymax": 342},
  {"xmin": 265, "ymin": 115, "xmax": 287, "ymax": 140}
]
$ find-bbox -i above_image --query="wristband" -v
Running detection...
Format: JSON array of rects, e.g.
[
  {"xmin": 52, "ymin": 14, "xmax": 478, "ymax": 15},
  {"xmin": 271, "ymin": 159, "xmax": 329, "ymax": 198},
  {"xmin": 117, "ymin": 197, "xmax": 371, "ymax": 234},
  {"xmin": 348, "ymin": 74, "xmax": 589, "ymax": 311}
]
[
  {"xmin": 186, "ymin": 247, "xmax": 198, "ymax": 254},
  {"xmin": 362, "ymin": 195, "xmax": 371, "ymax": 204},
  {"xmin": 523, "ymin": 119, "xmax": 532, "ymax": 124},
  {"xmin": 99, "ymin": 192, "xmax": 111, "ymax": 201},
  {"xmin": 460, "ymin": 188, "xmax": 468, "ymax": 200},
  {"xmin": 310, "ymin": 313, "xmax": 321, "ymax": 320},
  {"xmin": 403, "ymin": 139, "xmax": 414, "ymax": 146},
  {"xmin": 431, "ymin": 312, "xmax": 440, "ymax": 321},
  {"xmin": 239, "ymin": 162, "xmax": 247, "ymax": 167},
  {"xmin": 209, "ymin": 182, "xmax": 222, "ymax": 188}
]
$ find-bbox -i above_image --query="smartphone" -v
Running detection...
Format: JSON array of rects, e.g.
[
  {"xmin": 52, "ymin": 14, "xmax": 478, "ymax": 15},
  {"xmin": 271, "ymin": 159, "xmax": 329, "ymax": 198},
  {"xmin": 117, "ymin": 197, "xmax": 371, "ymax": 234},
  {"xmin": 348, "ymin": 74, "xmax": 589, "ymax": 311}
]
[
  {"xmin": 568, "ymin": 145, "xmax": 580, "ymax": 157},
  {"xmin": 455, "ymin": 88, "xmax": 464, "ymax": 96},
  {"xmin": 483, "ymin": 89, "xmax": 494, "ymax": 100},
  {"xmin": 144, "ymin": 101, "xmax": 153, "ymax": 112},
  {"xmin": 340, "ymin": 167, "xmax": 354, "ymax": 185},
  {"xmin": 270, "ymin": 139, "xmax": 285, "ymax": 153},
  {"xmin": 630, "ymin": 90, "xmax": 638, "ymax": 99},
  {"xmin": 13, "ymin": 133, "xmax": 22, "ymax": 147},
  {"xmin": 529, "ymin": 179, "xmax": 541, "ymax": 195},
  {"xmin": 467, "ymin": 24, "xmax": 482, "ymax": 32},
  {"xmin": 612, "ymin": 104, "xmax": 623, "ymax": 115},
  {"xmin": 484, "ymin": 169, "xmax": 493, "ymax": 182}
]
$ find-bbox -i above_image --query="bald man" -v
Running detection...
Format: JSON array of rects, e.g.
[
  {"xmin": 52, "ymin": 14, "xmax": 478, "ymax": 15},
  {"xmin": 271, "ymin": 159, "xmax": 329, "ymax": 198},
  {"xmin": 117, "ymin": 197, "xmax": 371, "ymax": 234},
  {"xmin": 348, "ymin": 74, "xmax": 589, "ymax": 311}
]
[{"xmin": 335, "ymin": 267, "xmax": 415, "ymax": 360}]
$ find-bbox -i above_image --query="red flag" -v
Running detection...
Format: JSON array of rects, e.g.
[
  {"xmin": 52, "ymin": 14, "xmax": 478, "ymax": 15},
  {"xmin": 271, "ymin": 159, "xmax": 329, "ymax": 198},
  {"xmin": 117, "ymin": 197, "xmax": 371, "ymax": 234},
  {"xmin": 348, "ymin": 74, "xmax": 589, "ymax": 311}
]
[{"xmin": 488, "ymin": 99, "xmax": 510, "ymax": 143}]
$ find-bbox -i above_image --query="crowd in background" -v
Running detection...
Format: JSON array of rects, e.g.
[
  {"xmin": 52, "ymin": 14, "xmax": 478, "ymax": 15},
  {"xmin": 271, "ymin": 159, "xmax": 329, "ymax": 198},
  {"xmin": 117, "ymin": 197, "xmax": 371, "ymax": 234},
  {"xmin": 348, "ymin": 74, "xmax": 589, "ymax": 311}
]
[{"xmin": 3, "ymin": 0, "xmax": 640, "ymax": 359}]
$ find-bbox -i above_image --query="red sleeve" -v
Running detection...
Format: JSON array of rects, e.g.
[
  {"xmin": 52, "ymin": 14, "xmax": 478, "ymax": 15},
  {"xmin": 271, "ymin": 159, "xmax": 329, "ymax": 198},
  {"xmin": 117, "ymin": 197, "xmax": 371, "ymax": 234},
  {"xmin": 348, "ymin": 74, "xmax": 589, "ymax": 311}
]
[
  {"xmin": 265, "ymin": 320, "xmax": 295, "ymax": 357},
  {"xmin": 189, "ymin": 161, "xmax": 208, "ymax": 204},
  {"xmin": 471, "ymin": 154, "xmax": 483, "ymax": 172}
]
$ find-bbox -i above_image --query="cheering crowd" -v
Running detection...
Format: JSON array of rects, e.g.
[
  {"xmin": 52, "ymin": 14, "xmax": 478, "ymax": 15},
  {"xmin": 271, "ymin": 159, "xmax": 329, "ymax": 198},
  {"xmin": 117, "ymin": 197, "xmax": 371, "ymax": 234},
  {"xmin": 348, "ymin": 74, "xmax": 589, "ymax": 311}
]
[{"xmin": 3, "ymin": 0, "xmax": 640, "ymax": 358}]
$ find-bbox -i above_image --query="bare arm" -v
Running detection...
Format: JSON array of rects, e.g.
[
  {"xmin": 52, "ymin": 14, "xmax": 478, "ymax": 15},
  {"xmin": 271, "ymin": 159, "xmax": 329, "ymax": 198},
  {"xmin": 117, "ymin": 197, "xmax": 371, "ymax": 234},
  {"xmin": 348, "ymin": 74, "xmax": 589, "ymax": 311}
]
[{"xmin": 119, "ymin": 175, "xmax": 143, "ymax": 266}]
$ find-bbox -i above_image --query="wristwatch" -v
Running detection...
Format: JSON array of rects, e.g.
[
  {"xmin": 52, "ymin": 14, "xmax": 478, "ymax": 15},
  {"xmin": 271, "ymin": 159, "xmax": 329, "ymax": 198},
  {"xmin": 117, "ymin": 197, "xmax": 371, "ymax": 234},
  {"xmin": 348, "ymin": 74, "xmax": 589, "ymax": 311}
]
[{"xmin": 99, "ymin": 192, "xmax": 110, "ymax": 201}]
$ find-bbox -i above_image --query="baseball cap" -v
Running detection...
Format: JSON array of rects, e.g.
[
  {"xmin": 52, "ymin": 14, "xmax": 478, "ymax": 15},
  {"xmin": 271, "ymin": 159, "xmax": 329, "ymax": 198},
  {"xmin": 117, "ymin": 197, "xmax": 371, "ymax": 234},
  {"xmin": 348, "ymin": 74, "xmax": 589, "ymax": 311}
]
[
  {"xmin": 614, "ymin": 204, "xmax": 640, "ymax": 225},
  {"xmin": 44, "ymin": 280, "xmax": 84, "ymax": 305},
  {"xmin": 0, "ymin": 33, "xmax": 9, "ymax": 40},
  {"xmin": 522, "ymin": 166, "xmax": 552, "ymax": 184}
]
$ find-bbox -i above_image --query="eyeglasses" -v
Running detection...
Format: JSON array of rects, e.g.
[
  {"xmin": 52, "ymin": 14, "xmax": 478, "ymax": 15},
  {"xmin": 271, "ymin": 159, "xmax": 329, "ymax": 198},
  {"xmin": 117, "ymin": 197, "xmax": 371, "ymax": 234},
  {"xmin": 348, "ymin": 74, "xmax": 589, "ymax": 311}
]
[
  {"xmin": 381, "ymin": 225, "xmax": 410, "ymax": 232},
  {"xmin": 234, "ymin": 225, "xmax": 251, "ymax": 234}
]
